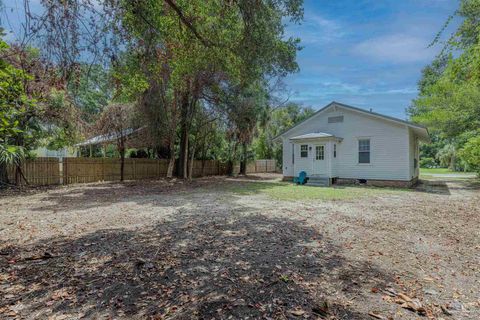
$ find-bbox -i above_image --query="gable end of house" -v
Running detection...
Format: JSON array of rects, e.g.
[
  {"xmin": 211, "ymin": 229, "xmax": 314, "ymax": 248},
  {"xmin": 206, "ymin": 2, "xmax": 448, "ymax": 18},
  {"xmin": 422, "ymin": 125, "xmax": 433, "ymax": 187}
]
[{"xmin": 273, "ymin": 101, "xmax": 429, "ymax": 142}]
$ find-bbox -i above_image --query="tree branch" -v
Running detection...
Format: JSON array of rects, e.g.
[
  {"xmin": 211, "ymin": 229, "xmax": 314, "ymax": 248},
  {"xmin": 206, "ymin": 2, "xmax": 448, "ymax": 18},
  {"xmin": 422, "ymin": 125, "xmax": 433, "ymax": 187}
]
[{"xmin": 163, "ymin": 0, "xmax": 210, "ymax": 47}]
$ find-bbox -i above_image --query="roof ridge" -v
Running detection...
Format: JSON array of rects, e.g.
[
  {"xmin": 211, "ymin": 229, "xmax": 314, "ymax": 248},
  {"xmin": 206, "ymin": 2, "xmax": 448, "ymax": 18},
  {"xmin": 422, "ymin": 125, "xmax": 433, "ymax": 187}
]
[{"xmin": 272, "ymin": 101, "xmax": 427, "ymax": 141}]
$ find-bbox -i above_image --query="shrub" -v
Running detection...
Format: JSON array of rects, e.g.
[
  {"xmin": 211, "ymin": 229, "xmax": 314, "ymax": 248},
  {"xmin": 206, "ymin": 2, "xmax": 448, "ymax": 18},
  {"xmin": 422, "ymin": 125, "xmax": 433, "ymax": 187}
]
[
  {"xmin": 458, "ymin": 136, "xmax": 480, "ymax": 175},
  {"xmin": 419, "ymin": 157, "xmax": 437, "ymax": 168}
]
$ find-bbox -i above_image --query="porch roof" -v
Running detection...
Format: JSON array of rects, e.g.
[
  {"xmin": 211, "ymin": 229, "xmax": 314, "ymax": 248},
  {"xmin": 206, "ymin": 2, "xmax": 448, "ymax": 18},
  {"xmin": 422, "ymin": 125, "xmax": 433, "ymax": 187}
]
[{"xmin": 289, "ymin": 132, "xmax": 342, "ymax": 141}]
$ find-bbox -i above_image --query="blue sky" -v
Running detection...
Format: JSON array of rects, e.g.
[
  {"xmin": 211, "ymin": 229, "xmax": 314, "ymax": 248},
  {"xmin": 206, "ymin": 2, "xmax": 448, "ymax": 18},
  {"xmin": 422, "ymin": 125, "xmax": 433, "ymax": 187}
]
[
  {"xmin": 283, "ymin": 0, "xmax": 459, "ymax": 118},
  {"xmin": 1, "ymin": 0, "xmax": 459, "ymax": 118}
]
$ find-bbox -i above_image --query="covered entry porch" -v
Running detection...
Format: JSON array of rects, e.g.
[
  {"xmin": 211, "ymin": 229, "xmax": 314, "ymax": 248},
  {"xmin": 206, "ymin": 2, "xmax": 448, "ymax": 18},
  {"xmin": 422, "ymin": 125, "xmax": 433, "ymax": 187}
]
[{"xmin": 290, "ymin": 132, "xmax": 343, "ymax": 184}]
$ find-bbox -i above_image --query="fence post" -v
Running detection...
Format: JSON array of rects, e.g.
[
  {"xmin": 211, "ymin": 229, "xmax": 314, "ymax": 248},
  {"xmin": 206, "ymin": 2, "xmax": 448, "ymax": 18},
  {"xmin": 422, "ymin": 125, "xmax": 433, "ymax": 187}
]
[
  {"xmin": 133, "ymin": 159, "xmax": 136, "ymax": 180},
  {"xmin": 59, "ymin": 157, "xmax": 63, "ymax": 185},
  {"xmin": 102, "ymin": 158, "xmax": 105, "ymax": 182}
]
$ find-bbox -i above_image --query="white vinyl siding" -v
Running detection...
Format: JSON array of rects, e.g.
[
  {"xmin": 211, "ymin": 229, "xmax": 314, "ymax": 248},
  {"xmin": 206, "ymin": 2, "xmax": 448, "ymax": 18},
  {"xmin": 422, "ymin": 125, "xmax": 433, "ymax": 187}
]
[{"xmin": 282, "ymin": 141, "xmax": 294, "ymax": 176}]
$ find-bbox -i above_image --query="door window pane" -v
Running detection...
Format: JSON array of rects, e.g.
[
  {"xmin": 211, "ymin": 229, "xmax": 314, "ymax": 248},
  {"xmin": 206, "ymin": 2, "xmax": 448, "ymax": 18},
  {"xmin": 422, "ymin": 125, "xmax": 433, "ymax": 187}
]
[{"xmin": 316, "ymin": 145, "xmax": 324, "ymax": 160}]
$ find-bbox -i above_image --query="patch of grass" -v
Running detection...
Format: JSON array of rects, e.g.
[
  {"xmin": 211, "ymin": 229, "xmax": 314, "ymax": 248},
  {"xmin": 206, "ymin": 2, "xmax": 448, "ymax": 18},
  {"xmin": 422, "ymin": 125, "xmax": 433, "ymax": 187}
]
[
  {"xmin": 227, "ymin": 181, "xmax": 406, "ymax": 201},
  {"xmin": 420, "ymin": 168, "xmax": 473, "ymax": 174},
  {"xmin": 420, "ymin": 168, "xmax": 477, "ymax": 181}
]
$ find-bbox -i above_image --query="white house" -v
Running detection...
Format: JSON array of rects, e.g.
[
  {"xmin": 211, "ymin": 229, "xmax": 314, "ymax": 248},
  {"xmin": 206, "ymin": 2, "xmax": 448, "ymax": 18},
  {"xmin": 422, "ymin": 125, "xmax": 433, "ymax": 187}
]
[{"xmin": 273, "ymin": 102, "xmax": 429, "ymax": 187}]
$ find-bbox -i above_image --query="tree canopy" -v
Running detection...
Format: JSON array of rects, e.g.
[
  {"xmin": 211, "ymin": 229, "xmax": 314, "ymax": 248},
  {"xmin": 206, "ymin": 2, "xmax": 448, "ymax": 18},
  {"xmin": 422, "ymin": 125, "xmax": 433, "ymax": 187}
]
[
  {"xmin": 1, "ymin": 0, "xmax": 308, "ymax": 183},
  {"xmin": 409, "ymin": 0, "xmax": 480, "ymax": 173}
]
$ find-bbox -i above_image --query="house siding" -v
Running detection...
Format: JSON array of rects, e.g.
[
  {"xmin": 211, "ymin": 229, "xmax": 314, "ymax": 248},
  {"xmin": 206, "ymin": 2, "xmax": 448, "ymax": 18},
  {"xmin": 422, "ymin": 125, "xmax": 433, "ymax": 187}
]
[
  {"xmin": 281, "ymin": 105, "xmax": 411, "ymax": 181},
  {"xmin": 293, "ymin": 143, "xmax": 312, "ymax": 176},
  {"xmin": 408, "ymin": 129, "xmax": 420, "ymax": 179},
  {"xmin": 282, "ymin": 142, "xmax": 295, "ymax": 177}
]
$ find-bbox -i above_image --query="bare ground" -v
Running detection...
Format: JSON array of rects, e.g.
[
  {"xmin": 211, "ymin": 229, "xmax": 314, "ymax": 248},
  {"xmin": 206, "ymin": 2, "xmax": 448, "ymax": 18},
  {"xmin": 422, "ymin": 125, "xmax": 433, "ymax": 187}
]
[{"xmin": 0, "ymin": 174, "xmax": 479, "ymax": 319}]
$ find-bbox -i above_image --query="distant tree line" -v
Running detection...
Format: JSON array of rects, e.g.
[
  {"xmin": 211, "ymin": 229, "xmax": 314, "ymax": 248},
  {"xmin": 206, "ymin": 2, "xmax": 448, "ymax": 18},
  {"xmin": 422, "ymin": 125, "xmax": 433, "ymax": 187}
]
[{"xmin": 408, "ymin": 0, "xmax": 480, "ymax": 174}]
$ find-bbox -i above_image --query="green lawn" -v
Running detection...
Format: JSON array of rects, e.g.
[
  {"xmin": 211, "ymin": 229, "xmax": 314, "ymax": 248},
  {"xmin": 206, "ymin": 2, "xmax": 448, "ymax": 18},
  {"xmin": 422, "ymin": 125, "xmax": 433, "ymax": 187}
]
[
  {"xmin": 228, "ymin": 181, "xmax": 405, "ymax": 201},
  {"xmin": 420, "ymin": 168, "xmax": 473, "ymax": 174}
]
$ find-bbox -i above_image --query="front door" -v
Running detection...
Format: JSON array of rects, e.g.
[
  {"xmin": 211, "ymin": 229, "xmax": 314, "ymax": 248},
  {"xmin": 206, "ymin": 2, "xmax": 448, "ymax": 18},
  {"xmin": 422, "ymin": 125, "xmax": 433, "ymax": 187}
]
[{"xmin": 312, "ymin": 144, "xmax": 327, "ymax": 175}]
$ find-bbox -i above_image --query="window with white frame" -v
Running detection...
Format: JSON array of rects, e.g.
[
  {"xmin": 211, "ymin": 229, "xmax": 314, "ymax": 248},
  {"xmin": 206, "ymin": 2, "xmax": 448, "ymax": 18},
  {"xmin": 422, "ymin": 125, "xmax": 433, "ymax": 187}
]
[
  {"xmin": 300, "ymin": 144, "xmax": 308, "ymax": 158},
  {"xmin": 358, "ymin": 139, "xmax": 370, "ymax": 163},
  {"xmin": 315, "ymin": 145, "xmax": 324, "ymax": 160}
]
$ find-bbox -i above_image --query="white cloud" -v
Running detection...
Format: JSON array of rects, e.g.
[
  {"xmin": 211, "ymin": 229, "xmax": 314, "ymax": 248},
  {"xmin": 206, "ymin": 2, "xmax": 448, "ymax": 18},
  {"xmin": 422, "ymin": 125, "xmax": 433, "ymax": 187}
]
[
  {"xmin": 286, "ymin": 12, "xmax": 345, "ymax": 44},
  {"xmin": 352, "ymin": 34, "xmax": 437, "ymax": 63}
]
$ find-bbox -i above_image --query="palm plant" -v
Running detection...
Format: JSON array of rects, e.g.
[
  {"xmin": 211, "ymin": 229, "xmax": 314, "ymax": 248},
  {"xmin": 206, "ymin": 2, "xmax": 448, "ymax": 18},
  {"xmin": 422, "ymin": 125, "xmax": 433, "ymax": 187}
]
[{"xmin": 0, "ymin": 144, "xmax": 26, "ymax": 186}]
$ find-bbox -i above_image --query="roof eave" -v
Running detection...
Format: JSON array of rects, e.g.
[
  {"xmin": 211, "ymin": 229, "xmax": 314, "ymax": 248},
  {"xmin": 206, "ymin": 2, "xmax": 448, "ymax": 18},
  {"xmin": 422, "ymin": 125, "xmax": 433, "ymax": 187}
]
[{"xmin": 289, "ymin": 137, "xmax": 343, "ymax": 143}]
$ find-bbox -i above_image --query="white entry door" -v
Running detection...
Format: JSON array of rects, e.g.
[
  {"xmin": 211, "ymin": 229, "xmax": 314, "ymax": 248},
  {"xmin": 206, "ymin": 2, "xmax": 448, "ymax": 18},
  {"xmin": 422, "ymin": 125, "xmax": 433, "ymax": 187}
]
[{"xmin": 312, "ymin": 144, "xmax": 327, "ymax": 175}]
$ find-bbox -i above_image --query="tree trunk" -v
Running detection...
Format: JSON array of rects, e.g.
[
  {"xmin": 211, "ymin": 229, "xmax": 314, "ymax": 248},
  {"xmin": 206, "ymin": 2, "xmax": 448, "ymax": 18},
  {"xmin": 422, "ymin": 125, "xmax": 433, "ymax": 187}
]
[
  {"xmin": 167, "ymin": 156, "xmax": 175, "ymax": 178},
  {"xmin": 15, "ymin": 165, "xmax": 28, "ymax": 186},
  {"xmin": 188, "ymin": 142, "xmax": 196, "ymax": 180},
  {"xmin": 200, "ymin": 132, "xmax": 208, "ymax": 177},
  {"xmin": 201, "ymin": 158, "xmax": 206, "ymax": 176},
  {"xmin": 120, "ymin": 145, "xmax": 125, "ymax": 182},
  {"xmin": 178, "ymin": 93, "xmax": 191, "ymax": 179},
  {"xmin": 0, "ymin": 163, "xmax": 9, "ymax": 187},
  {"xmin": 178, "ymin": 123, "xmax": 189, "ymax": 178},
  {"xmin": 450, "ymin": 154, "xmax": 456, "ymax": 171},
  {"xmin": 240, "ymin": 142, "xmax": 248, "ymax": 175},
  {"xmin": 229, "ymin": 142, "xmax": 238, "ymax": 176},
  {"xmin": 166, "ymin": 140, "xmax": 175, "ymax": 178}
]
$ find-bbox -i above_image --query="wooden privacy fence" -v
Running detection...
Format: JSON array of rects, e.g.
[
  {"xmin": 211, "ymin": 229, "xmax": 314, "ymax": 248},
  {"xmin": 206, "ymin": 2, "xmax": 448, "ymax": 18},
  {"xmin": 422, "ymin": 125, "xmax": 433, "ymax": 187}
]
[
  {"xmin": 64, "ymin": 158, "xmax": 171, "ymax": 184},
  {"xmin": 249, "ymin": 159, "xmax": 276, "ymax": 173},
  {"xmin": 9, "ymin": 158, "xmax": 276, "ymax": 186},
  {"xmin": 7, "ymin": 157, "xmax": 60, "ymax": 186}
]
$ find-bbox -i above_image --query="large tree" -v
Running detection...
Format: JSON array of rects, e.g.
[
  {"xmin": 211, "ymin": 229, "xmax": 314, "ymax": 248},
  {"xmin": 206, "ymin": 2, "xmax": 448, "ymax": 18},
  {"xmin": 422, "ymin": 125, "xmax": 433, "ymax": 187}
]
[
  {"xmin": 0, "ymin": 32, "xmax": 78, "ymax": 185},
  {"xmin": 253, "ymin": 102, "xmax": 314, "ymax": 164},
  {"xmin": 409, "ymin": 0, "xmax": 480, "ymax": 173},
  {"xmin": 96, "ymin": 103, "xmax": 134, "ymax": 181},
  {"xmin": 117, "ymin": 0, "xmax": 303, "ymax": 177},
  {"xmin": 16, "ymin": 0, "xmax": 304, "ymax": 179}
]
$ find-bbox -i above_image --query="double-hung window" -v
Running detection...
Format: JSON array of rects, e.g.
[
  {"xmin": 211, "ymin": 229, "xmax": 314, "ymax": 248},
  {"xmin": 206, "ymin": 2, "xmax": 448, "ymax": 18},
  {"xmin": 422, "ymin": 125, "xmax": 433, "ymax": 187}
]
[
  {"xmin": 300, "ymin": 145, "xmax": 308, "ymax": 158},
  {"xmin": 358, "ymin": 139, "xmax": 370, "ymax": 164}
]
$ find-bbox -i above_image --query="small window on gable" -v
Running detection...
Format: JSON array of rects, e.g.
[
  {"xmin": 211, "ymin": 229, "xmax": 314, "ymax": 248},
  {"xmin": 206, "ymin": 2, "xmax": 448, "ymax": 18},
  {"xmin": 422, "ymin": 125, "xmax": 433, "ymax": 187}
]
[
  {"xmin": 328, "ymin": 116, "xmax": 344, "ymax": 123},
  {"xmin": 334, "ymin": 144, "xmax": 337, "ymax": 158},
  {"xmin": 300, "ymin": 145, "xmax": 308, "ymax": 158},
  {"xmin": 358, "ymin": 139, "xmax": 370, "ymax": 164}
]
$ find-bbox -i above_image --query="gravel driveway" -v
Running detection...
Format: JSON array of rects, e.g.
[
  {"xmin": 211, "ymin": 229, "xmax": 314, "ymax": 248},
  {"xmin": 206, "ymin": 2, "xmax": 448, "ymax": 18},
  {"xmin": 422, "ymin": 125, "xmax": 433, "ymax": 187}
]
[{"xmin": 1, "ymin": 175, "xmax": 479, "ymax": 319}]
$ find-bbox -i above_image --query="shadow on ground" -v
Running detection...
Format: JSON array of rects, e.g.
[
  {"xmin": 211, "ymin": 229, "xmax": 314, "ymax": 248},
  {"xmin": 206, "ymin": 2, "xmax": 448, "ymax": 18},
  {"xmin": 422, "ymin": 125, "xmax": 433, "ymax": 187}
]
[
  {"xmin": 417, "ymin": 176, "xmax": 480, "ymax": 195},
  {"xmin": 1, "ymin": 209, "xmax": 393, "ymax": 319},
  {"xmin": 416, "ymin": 180, "xmax": 451, "ymax": 195},
  {"xmin": 23, "ymin": 177, "xmax": 424, "ymax": 214}
]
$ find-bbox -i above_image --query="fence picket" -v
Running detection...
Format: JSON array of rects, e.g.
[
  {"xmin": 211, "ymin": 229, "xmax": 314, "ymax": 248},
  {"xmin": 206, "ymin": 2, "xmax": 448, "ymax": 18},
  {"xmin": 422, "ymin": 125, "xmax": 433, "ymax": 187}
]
[{"xmin": 7, "ymin": 157, "xmax": 276, "ymax": 186}]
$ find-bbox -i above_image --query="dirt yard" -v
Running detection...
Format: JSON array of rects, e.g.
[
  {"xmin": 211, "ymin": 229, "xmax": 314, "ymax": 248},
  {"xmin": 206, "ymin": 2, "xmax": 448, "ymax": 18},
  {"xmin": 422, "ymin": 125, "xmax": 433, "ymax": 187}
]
[{"xmin": 1, "ymin": 174, "xmax": 479, "ymax": 319}]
